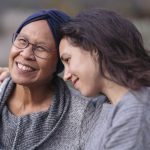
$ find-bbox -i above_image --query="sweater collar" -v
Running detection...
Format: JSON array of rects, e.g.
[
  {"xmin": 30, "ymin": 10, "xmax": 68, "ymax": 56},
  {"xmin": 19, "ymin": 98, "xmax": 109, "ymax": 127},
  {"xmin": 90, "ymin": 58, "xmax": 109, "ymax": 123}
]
[{"xmin": 0, "ymin": 76, "xmax": 71, "ymax": 149}]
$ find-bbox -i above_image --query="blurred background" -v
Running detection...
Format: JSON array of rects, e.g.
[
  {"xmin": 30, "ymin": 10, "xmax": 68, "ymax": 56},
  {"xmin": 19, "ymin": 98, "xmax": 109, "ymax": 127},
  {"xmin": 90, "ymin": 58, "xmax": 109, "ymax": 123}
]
[{"xmin": 0, "ymin": 0, "xmax": 150, "ymax": 66}]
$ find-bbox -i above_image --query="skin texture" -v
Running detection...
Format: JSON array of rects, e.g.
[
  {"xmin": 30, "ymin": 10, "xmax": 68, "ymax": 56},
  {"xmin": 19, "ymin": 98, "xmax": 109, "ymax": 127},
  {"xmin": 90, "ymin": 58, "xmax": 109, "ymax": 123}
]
[
  {"xmin": 59, "ymin": 38, "xmax": 103, "ymax": 97},
  {"xmin": 59, "ymin": 38, "xmax": 129, "ymax": 104},
  {"xmin": 9, "ymin": 20, "xmax": 58, "ymax": 87},
  {"xmin": 7, "ymin": 20, "xmax": 59, "ymax": 116}
]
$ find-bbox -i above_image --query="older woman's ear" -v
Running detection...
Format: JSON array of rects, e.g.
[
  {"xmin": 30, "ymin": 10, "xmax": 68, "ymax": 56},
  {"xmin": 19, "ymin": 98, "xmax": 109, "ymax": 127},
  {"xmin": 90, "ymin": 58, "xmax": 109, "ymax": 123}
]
[{"xmin": 0, "ymin": 67, "xmax": 9, "ymax": 84}]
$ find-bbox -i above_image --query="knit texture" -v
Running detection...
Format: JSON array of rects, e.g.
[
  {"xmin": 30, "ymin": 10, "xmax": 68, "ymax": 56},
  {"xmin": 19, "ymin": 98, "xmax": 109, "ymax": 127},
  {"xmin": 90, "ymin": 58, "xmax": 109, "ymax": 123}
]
[{"xmin": 0, "ymin": 77, "xmax": 94, "ymax": 150}]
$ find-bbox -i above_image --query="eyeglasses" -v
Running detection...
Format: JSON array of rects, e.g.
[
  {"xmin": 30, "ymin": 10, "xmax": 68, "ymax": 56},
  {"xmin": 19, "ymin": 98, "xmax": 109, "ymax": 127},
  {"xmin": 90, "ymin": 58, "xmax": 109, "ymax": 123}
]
[{"xmin": 12, "ymin": 33, "xmax": 55, "ymax": 59}]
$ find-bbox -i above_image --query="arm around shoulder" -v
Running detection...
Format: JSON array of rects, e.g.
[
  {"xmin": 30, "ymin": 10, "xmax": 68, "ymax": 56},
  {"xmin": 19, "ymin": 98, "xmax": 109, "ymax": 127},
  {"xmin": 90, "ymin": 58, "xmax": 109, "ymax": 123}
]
[{"xmin": 0, "ymin": 67, "xmax": 9, "ymax": 84}]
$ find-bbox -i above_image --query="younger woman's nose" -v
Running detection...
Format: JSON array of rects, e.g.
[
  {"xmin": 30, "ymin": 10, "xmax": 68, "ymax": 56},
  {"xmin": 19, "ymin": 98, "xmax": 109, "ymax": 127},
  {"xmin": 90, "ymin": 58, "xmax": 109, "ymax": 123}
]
[{"xmin": 63, "ymin": 68, "xmax": 72, "ymax": 81}]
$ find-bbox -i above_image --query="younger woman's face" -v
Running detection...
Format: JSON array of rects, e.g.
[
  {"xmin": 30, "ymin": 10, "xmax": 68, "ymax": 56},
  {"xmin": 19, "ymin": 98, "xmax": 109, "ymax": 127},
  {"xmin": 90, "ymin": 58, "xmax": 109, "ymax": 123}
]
[{"xmin": 59, "ymin": 38, "xmax": 104, "ymax": 97}]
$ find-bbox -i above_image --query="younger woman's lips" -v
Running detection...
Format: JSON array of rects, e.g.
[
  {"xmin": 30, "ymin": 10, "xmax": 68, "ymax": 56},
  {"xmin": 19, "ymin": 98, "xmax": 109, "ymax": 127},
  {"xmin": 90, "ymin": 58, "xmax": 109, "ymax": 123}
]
[{"xmin": 72, "ymin": 78, "xmax": 79, "ymax": 87}]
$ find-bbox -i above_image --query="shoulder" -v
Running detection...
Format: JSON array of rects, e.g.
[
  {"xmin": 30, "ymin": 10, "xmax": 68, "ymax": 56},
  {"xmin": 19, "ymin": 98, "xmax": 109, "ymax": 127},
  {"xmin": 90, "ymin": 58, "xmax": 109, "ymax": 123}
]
[
  {"xmin": 131, "ymin": 86, "xmax": 150, "ymax": 104},
  {"xmin": 69, "ymin": 87, "xmax": 92, "ymax": 106},
  {"xmin": 69, "ymin": 86, "xmax": 105, "ymax": 104},
  {"xmin": 104, "ymin": 87, "xmax": 150, "ymax": 149},
  {"xmin": 113, "ymin": 87, "xmax": 150, "ymax": 118},
  {"xmin": 109, "ymin": 87, "xmax": 150, "ymax": 127},
  {"xmin": 69, "ymin": 87, "xmax": 106, "ymax": 112},
  {"xmin": 68, "ymin": 87, "xmax": 94, "ymax": 116}
]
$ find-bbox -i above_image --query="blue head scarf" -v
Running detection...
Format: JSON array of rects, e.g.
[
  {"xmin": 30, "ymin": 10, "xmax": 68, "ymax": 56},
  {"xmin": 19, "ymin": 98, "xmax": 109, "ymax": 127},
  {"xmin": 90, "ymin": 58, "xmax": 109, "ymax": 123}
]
[{"xmin": 15, "ymin": 9, "xmax": 70, "ymax": 74}]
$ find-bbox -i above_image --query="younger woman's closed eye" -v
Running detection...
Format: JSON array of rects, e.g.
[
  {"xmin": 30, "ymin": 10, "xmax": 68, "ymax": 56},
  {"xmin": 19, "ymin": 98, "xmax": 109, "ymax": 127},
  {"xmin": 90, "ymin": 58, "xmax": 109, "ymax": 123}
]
[{"xmin": 62, "ymin": 57, "xmax": 71, "ymax": 64}]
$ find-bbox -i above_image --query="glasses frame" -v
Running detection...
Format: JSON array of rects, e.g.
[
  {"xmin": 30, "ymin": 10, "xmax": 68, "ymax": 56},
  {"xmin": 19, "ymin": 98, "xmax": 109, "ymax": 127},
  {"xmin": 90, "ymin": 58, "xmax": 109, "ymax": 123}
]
[{"xmin": 12, "ymin": 33, "xmax": 54, "ymax": 59}]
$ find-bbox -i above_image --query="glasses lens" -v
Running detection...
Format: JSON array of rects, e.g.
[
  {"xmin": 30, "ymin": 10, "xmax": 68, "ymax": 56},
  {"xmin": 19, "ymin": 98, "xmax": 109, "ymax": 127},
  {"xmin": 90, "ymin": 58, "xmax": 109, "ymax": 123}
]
[
  {"xmin": 12, "ymin": 33, "xmax": 28, "ymax": 49},
  {"xmin": 34, "ymin": 46, "xmax": 51, "ymax": 59},
  {"xmin": 12, "ymin": 33, "xmax": 52, "ymax": 59}
]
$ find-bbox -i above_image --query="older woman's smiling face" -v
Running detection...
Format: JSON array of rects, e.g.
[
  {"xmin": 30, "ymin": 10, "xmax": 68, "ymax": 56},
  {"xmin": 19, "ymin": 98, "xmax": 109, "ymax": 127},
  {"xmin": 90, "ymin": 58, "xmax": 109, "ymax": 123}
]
[{"xmin": 9, "ymin": 20, "xmax": 58, "ymax": 87}]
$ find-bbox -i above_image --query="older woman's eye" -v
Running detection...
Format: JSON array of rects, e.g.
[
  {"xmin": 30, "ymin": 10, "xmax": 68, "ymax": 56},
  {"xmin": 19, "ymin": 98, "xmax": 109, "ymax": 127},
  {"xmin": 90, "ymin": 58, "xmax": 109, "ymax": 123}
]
[
  {"xmin": 36, "ymin": 46, "xmax": 47, "ymax": 52},
  {"xmin": 16, "ymin": 37, "xmax": 27, "ymax": 46},
  {"xmin": 14, "ymin": 37, "xmax": 28, "ymax": 48}
]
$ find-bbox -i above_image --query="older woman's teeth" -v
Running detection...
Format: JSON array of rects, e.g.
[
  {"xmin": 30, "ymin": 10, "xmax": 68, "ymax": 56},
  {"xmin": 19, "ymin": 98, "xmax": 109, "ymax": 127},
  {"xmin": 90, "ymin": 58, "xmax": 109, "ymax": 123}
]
[{"xmin": 17, "ymin": 63, "xmax": 33, "ymax": 71}]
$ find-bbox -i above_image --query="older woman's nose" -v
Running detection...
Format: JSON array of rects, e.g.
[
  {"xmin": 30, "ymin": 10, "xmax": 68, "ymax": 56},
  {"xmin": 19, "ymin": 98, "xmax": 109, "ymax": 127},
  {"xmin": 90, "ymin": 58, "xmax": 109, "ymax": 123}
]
[{"xmin": 20, "ymin": 46, "xmax": 35, "ymax": 60}]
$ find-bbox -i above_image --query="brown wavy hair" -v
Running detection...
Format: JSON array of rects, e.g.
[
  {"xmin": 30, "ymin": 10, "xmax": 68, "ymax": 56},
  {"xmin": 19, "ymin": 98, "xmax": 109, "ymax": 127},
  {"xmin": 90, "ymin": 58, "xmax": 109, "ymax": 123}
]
[{"xmin": 60, "ymin": 8, "xmax": 150, "ymax": 90}]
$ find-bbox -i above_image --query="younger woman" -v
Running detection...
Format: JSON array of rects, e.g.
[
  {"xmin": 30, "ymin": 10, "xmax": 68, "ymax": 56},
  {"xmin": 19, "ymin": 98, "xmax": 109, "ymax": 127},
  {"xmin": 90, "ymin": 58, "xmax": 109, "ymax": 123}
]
[{"xmin": 59, "ymin": 8, "xmax": 150, "ymax": 150}]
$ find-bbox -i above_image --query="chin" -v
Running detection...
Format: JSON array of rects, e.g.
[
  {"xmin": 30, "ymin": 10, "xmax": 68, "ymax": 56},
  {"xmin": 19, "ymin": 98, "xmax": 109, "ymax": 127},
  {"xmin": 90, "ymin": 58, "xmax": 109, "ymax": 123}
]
[
  {"xmin": 80, "ymin": 90, "xmax": 96, "ymax": 97},
  {"xmin": 11, "ymin": 76, "xmax": 31, "ymax": 86}
]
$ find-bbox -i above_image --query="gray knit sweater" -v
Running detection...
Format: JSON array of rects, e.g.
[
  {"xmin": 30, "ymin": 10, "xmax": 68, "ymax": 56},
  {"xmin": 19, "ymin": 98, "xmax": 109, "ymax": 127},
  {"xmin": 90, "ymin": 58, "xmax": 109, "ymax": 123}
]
[
  {"xmin": 0, "ymin": 77, "xmax": 97, "ymax": 150},
  {"xmin": 80, "ymin": 87, "xmax": 150, "ymax": 150}
]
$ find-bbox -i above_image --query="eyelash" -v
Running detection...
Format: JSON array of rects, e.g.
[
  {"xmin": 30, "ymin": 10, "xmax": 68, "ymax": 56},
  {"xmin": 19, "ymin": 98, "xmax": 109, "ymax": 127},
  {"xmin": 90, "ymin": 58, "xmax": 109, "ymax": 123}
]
[{"xmin": 64, "ymin": 58, "xmax": 70, "ymax": 64}]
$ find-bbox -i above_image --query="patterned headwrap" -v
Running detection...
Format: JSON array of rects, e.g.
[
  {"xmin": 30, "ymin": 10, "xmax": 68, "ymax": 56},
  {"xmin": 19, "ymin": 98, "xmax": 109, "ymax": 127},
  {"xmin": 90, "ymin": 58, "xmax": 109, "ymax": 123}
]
[{"xmin": 16, "ymin": 9, "xmax": 70, "ymax": 74}]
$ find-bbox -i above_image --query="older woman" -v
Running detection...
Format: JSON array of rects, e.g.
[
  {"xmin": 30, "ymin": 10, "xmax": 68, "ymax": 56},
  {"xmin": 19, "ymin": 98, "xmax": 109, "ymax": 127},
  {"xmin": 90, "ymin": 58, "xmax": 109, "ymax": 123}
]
[
  {"xmin": 59, "ymin": 8, "xmax": 150, "ymax": 150},
  {"xmin": 0, "ymin": 9, "xmax": 97, "ymax": 150}
]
